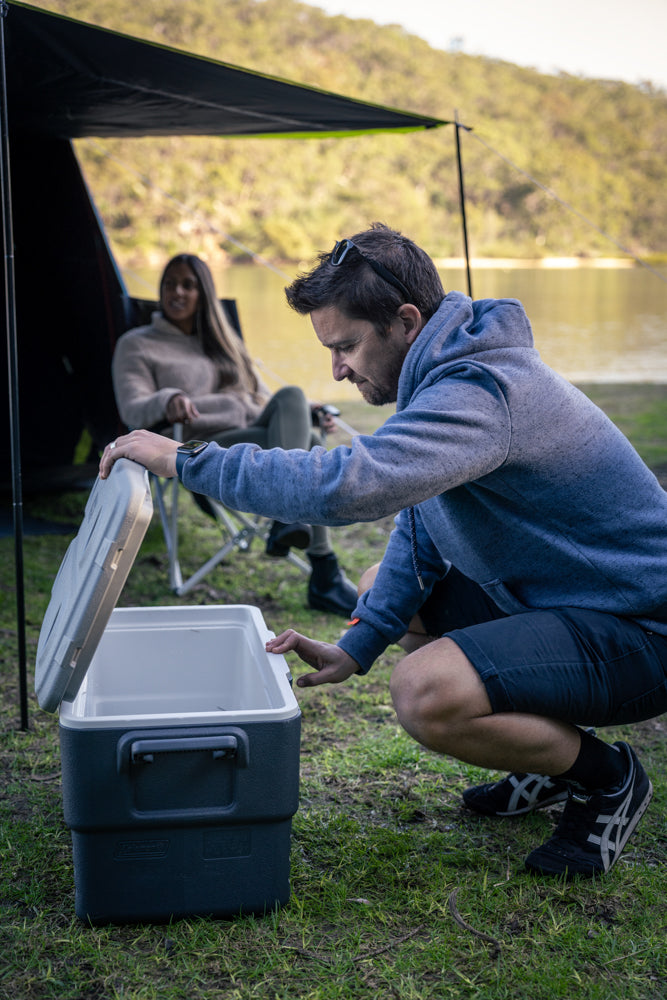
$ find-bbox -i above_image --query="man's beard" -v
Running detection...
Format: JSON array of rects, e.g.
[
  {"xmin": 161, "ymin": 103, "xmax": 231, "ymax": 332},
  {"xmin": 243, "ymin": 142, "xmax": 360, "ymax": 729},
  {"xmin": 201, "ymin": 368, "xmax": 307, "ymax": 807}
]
[{"xmin": 353, "ymin": 354, "xmax": 403, "ymax": 406}]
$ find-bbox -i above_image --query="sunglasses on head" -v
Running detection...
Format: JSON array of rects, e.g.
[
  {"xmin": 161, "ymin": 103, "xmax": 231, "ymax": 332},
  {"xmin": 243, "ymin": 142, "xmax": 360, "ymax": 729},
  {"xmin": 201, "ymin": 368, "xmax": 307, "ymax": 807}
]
[{"xmin": 330, "ymin": 239, "xmax": 410, "ymax": 300}]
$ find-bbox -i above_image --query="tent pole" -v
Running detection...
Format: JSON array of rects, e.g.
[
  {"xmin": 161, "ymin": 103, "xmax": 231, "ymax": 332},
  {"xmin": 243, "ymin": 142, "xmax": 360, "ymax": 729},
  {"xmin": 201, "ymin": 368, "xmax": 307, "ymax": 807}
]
[
  {"xmin": 454, "ymin": 111, "xmax": 473, "ymax": 299},
  {"xmin": 1, "ymin": 1, "xmax": 29, "ymax": 731}
]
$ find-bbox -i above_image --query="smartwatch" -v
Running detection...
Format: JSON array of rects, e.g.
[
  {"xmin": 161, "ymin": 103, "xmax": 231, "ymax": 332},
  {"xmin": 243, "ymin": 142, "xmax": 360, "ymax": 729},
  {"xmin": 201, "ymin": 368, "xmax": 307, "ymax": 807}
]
[{"xmin": 175, "ymin": 439, "xmax": 209, "ymax": 478}]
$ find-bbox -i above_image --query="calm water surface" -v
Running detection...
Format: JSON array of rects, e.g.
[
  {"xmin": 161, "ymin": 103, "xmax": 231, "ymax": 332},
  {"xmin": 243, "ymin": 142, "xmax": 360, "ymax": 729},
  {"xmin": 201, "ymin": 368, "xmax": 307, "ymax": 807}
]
[{"xmin": 124, "ymin": 264, "xmax": 667, "ymax": 402}]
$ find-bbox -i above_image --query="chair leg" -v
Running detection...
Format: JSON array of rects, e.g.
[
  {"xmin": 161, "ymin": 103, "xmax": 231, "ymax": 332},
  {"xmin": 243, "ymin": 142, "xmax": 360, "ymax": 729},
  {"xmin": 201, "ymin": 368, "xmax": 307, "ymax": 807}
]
[
  {"xmin": 150, "ymin": 474, "xmax": 309, "ymax": 596},
  {"xmin": 151, "ymin": 472, "xmax": 183, "ymax": 592},
  {"xmin": 286, "ymin": 551, "xmax": 310, "ymax": 573}
]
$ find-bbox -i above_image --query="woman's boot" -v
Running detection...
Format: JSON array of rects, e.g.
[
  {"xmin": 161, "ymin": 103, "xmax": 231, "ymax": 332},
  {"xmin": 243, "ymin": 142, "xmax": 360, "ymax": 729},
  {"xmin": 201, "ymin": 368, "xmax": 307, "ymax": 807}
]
[{"xmin": 307, "ymin": 552, "xmax": 357, "ymax": 617}]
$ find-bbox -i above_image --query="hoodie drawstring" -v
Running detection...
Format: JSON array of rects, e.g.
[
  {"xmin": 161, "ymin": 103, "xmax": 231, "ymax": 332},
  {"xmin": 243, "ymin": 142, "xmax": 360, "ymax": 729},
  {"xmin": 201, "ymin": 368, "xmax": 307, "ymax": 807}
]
[{"xmin": 407, "ymin": 506, "xmax": 425, "ymax": 591}]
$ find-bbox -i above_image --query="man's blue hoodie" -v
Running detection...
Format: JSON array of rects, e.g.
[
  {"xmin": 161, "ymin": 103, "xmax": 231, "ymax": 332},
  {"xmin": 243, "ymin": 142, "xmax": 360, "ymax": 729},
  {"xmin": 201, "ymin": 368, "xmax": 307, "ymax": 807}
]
[{"xmin": 181, "ymin": 292, "xmax": 667, "ymax": 672}]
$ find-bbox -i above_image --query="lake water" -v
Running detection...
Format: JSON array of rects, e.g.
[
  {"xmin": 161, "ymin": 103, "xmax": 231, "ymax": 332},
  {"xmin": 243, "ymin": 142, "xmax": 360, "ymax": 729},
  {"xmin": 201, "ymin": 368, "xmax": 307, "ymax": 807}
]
[{"xmin": 123, "ymin": 263, "xmax": 667, "ymax": 402}]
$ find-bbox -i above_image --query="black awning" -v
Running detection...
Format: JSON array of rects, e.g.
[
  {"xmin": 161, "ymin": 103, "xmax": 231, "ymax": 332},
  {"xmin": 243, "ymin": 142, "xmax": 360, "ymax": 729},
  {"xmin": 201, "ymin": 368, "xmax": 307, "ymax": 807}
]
[
  {"xmin": 1, "ymin": 3, "xmax": 452, "ymax": 730},
  {"xmin": 5, "ymin": 1, "xmax": 448, "ymax": 139}
]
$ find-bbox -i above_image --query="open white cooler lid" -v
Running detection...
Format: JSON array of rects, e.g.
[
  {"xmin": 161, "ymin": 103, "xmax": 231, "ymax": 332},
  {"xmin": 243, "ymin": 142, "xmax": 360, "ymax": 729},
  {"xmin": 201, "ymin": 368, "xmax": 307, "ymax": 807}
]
[{"xmin": 35, "ymin": 458, "xmax": 153, "ymax": 713}]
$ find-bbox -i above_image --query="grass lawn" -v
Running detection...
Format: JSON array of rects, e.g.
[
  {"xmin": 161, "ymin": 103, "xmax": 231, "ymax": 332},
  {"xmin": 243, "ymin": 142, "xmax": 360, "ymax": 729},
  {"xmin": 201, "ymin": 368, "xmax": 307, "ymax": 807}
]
[{"xmin": 1, "ymin": 388, "xmax": 666, "ymax": 1000}]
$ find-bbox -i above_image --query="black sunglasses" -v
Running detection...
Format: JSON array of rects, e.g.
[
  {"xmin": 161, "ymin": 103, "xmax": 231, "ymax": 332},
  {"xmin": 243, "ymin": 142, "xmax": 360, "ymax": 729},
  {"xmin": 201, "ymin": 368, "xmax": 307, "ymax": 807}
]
[{"xmin": 330, "ymin": 239, "xmax": 411, "ymax": 300}]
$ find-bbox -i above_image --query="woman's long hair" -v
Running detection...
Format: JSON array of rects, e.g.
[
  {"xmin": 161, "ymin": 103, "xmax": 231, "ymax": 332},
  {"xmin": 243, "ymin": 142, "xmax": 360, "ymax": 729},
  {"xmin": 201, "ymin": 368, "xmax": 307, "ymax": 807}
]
[{"xmin": 159, "ymin": 254, "xmax": 260, "ymax": 396}]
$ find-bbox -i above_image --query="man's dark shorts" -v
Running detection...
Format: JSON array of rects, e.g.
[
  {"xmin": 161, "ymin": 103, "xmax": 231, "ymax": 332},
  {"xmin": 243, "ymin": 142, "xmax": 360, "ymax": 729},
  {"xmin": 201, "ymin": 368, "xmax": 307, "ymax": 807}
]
[{"xmin": 419, "ymin": 566, "xmax": 667, "ymax": 727}]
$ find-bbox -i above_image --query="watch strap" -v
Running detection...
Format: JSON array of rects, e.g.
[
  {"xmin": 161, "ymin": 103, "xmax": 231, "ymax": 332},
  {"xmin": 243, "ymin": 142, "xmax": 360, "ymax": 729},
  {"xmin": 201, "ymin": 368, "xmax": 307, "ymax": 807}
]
[
  {"xmin": 175, "ymin": 448, "xmax": 189, "ymax": 479},
  {"xmin": 176, "ymin": 440, "xmax": 208, "ymax": 479}
]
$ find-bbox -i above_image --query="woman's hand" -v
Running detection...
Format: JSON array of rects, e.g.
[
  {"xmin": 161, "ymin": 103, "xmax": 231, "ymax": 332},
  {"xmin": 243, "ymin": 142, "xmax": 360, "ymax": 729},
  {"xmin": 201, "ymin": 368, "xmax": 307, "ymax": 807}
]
[
  {"xmin": 311, "ymin": 403, "xmax": 339, "ymax": 435},
  {"xmin": 265, "ymin": 629, "xmax": 360, "ymax": 687},
  {"xmin": 99, "ymin": 430, "xmax": 180, "ymax": 480},
  {"xmin": 166, "ymin": 393, "xmax": 200, "ymax": 424}
]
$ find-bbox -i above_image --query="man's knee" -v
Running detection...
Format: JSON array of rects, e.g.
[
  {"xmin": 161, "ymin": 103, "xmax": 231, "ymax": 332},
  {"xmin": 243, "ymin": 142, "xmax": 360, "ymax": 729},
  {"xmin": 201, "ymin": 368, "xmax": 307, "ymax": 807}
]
[
  {"xmin": 390, "ymin": 640, "xmax": 463, "ymax": 726},
  {"xmin": 390, "ymin": 639, "xmax": 492, "ymax": 748}
]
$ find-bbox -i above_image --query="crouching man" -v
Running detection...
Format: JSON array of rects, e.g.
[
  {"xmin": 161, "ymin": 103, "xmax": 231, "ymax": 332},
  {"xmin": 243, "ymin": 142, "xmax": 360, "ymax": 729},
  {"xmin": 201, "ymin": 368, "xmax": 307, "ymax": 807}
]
[{"xmin": 101, "ymin": 223, "xmax": 667, "ymax": 878}]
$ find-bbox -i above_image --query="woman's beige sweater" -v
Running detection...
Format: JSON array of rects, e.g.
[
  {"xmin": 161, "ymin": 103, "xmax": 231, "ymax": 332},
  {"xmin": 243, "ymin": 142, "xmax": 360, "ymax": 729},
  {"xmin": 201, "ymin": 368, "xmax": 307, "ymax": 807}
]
[{"xmin": 112, "ymin": 313, "xmax": 270, "ymax": 438}]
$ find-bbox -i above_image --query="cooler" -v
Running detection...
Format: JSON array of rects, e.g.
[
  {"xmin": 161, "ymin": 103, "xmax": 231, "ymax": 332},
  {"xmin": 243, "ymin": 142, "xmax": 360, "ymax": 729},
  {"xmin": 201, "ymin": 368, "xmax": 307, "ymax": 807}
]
[{"xmin": 35, "ymin": 459, "xmax": 301, "ymax": 924}]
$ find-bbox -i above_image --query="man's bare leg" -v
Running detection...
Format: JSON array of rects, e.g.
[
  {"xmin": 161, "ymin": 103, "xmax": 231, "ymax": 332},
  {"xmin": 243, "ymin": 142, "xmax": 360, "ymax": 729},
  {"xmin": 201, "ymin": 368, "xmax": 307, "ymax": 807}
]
[{"xmin": 389, "ymin": 636, "xmax": 581, "ymax": 775}]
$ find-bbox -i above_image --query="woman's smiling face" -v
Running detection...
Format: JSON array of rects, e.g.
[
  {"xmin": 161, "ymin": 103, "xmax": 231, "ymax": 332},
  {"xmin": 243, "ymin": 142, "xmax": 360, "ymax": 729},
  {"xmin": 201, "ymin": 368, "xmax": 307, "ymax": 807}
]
[{"xmin": 160, "ymin": 260, "xmax": 200, "ymax": 334}]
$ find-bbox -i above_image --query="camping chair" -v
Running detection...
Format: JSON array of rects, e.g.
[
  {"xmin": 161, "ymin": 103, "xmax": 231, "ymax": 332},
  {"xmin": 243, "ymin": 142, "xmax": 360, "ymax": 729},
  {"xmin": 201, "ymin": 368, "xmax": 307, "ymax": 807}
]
[{"xmin": 119, "ymin": 296, "xmax": 309, "ymax": 596}]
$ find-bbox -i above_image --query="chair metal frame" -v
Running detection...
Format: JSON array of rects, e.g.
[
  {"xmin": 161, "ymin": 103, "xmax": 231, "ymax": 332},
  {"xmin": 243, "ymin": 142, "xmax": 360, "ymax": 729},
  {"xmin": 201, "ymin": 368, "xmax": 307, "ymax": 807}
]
[{"xmin": 151, "ymin": 425, "xmax": 309, "ymax": 597}]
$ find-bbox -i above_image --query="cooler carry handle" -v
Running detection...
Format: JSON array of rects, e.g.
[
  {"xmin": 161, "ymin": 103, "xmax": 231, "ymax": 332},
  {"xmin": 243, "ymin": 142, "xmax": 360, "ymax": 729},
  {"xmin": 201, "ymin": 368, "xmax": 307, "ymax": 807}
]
[{"xmin": 130, "ymin": 735, "xmax": 238, "ymax": 764}]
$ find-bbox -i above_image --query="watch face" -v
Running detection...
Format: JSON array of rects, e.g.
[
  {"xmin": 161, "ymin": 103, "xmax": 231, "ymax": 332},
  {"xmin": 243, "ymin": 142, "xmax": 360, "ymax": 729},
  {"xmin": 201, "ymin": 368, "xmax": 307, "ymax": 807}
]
[{"xmin": 178, "ymin": 440, "xmax": 208, "ymax": 455}]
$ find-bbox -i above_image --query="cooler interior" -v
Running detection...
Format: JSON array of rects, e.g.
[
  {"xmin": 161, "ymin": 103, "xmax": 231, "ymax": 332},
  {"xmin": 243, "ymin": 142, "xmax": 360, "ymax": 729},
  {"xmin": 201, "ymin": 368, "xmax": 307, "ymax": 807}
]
[{"xmin": 59, "ymin": 605, "xmax": 298, "ymax": 728}]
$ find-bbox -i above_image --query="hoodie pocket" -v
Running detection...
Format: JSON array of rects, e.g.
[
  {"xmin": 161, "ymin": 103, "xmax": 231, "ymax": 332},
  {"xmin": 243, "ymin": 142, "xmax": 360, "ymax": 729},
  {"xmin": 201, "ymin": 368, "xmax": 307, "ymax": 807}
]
[{"xmin": 480, "ymin": 579, "xmax": 528, "ymax": 615}]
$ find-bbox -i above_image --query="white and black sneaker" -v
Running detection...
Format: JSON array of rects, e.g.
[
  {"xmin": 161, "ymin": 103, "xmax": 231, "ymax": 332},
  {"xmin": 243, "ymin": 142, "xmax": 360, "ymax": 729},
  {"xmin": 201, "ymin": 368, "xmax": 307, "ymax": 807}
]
[
  {"xmin": 462, "ymin": 772, "xmax": 570, "ymax": 817},
  {"xmin": 524, "ymin": 742, "xmax": 652, "ymax": 878}
]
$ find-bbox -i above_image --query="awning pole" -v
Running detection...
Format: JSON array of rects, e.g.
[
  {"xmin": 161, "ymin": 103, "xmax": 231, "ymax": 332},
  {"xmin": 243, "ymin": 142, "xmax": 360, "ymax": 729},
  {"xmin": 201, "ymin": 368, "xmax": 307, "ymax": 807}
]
[
  {"xmin": 454, "ymin": 110, "xmax": 473, "ymax": 299},
  {"xmin": 1, "ymin": 1, "xmax": 29, "ymax": 731}
]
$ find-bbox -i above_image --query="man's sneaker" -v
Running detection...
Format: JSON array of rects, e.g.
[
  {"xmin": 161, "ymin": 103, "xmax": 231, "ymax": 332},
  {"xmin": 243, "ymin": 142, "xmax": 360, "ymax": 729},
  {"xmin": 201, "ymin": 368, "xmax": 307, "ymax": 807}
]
[
  {"xmin": 462, "ymin": 772, "xmax": 570, "ymax": 817},
  {"xmin": 524, "ymin": 742, "xmax": 652, "ymax": 878}
]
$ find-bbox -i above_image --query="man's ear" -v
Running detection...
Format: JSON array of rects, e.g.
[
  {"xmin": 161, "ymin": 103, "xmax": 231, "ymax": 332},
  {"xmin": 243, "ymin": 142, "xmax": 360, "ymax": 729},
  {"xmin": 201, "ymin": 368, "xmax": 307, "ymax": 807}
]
[{"xmin": 397, "ymin": 303, "xmax": 424, "ymax": 345}]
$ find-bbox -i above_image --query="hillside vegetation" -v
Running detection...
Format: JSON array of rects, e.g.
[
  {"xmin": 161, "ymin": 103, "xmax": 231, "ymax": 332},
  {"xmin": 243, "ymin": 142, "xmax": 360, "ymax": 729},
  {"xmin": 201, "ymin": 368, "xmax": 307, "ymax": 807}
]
[{"xmin": 25, "ymin": 0, "xmax": 667, "ymax": 267}]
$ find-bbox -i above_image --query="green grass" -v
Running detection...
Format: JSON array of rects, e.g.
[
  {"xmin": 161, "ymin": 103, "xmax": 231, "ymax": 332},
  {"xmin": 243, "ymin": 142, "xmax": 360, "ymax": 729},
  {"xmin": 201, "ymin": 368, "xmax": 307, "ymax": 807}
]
[{"xmin": 1, "ymin": 390, "xmax": 667, "ymax": 999}]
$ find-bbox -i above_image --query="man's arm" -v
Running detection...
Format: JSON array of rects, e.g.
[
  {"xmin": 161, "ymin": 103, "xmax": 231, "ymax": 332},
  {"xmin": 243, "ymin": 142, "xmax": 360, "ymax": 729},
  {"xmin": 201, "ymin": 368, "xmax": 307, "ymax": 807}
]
[{"xmin": 177, "ymin": 376, "xmax": 511, "ymax": 528}]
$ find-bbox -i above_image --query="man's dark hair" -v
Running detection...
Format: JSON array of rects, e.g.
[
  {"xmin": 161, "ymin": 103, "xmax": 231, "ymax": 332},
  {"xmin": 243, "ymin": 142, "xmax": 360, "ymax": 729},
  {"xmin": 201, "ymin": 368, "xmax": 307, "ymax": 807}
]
[{"xmin": 285, "ymin": 222, "xmax": 446, "ymax": 334}]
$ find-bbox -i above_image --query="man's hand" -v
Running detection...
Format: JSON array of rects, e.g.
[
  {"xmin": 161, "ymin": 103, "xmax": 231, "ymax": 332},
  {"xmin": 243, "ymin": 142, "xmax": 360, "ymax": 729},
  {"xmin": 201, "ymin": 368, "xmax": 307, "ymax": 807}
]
[
  {"xmin": 99, "ymin": 430, "xmax": 180, "ymax": 480},
  {"xmin": 265, "ymin": 629, "xmax": 360, "ymax": 687}
]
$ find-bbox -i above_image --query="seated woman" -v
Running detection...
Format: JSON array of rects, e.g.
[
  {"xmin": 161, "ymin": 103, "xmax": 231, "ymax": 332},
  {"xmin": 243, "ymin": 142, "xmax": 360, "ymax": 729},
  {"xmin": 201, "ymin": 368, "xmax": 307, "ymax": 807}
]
[{"xmin": 112, "ymin": 252, "xmax": 357, "ymax": 617}]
